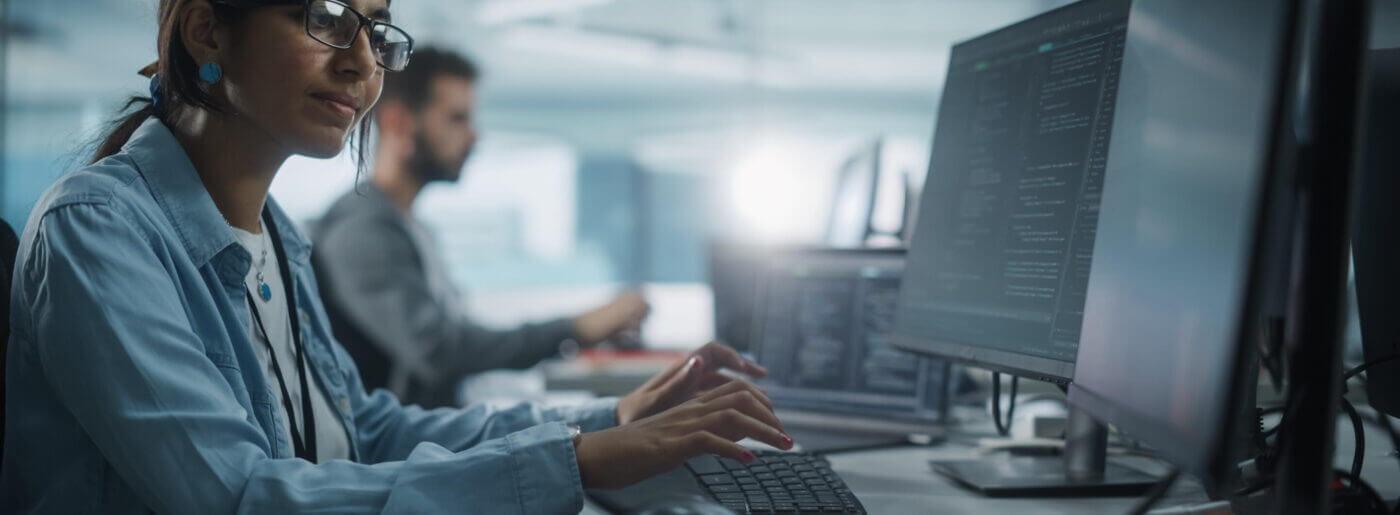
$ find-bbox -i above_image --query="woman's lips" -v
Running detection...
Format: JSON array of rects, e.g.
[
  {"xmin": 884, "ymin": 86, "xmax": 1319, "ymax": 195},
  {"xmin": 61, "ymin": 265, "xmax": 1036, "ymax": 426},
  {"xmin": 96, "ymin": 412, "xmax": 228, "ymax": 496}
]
[{"xmin": 311, "ymin": 93, "xmax": 358, "ymax": 123}]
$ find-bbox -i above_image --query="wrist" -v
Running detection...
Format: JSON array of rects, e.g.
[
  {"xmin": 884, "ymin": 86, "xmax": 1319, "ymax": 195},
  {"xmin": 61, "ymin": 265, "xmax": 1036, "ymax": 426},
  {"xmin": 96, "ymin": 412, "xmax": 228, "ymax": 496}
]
[{"xmin": 573, "ymin": 431, "xmax": 599, "ymax": 490}]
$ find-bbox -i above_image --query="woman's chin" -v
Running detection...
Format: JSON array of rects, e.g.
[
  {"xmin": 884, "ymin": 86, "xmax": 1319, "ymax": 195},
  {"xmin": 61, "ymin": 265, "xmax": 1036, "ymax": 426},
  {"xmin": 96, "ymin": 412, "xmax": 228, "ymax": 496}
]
[{"xmin": 295, "ymin": 132, "xmax": 352, "ymax": 159}]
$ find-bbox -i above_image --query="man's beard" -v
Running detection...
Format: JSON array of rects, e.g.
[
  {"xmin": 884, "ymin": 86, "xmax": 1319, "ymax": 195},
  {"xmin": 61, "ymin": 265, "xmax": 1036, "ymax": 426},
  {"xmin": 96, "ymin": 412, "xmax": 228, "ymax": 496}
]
[{"xmin": 407, "ymin": 130, "xmax": 464, "ymax": 184}]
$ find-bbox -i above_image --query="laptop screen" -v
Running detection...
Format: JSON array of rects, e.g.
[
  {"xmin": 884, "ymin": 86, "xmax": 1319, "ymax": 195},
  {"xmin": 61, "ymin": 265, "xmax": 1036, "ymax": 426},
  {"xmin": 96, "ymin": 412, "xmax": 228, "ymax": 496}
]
[{"xmin": 751, "ymin": 249, "xmax": 947, "ymax": 425}]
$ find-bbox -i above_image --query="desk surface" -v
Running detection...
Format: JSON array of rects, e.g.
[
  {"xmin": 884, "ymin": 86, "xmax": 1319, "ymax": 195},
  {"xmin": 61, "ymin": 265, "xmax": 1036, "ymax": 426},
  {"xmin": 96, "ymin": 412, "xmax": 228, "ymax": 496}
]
[{"xmin": 583, "ymin": 414, "xmax": 1400, "ymax": 514}]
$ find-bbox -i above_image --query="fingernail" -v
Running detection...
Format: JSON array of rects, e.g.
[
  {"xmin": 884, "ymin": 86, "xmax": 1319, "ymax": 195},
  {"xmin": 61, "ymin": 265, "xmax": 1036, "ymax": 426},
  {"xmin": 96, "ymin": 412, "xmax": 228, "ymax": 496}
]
[
  {"xmin": 780, "ymin": 433, "xmax": 793, "ymax": 448},
  {"xmin": 687, "ymin": 356, "xmax": 702, "ymax": 372},
  {"xmin": 741, "ymin": 450, "xmax": 755, "ymax": 463}
]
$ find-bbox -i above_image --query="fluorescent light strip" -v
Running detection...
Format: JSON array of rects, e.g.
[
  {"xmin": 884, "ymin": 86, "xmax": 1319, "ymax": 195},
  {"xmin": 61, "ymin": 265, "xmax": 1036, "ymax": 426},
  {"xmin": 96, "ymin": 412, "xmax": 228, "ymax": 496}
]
[
  {"xmin": 501, "ymin": 26, "xmax": 800, "ymax": 87},
  {"xmin": 476, "ymin": 0, "xmax": 613, "ymax": 25}
]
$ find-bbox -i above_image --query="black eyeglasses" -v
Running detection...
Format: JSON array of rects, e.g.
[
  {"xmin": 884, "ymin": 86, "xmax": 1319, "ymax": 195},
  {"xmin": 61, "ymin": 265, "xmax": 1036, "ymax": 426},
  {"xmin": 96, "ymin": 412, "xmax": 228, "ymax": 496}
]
[{"xmin": 302, "ymin": 0, "xmax": 413, "ymax": 72}]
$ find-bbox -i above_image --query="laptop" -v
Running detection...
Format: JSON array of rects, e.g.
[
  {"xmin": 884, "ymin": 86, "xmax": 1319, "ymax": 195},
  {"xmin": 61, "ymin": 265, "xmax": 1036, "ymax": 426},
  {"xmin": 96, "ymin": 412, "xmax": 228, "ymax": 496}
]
[
  {"xmin": 749, "ymin": 248, "xmax": 949, "ymax": 452},
  {"xmin": 587, "ymin": 248, "xmax": 948, "ymax": 514}
]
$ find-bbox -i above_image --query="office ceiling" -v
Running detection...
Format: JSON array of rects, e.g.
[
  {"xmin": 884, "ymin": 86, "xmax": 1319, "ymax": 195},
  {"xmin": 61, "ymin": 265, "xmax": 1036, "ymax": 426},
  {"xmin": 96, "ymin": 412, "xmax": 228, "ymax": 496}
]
[{"xmin": 5, "ymin": 0, "xmax": 1068, "ymax": 104}]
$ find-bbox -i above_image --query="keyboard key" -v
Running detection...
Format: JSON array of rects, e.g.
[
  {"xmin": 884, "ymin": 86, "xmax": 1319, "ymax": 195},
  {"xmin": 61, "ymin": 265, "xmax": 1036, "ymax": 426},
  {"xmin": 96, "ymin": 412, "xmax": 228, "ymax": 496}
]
[
  {"xmin": 701, "ymin": 474, "xmax": 736, "ymax": 486},
  {"xmin": 708, "ymin": 484, "xmax": 741, "ymax": 494},
  {"xmin": 755, "ymin": 472, "xmax": 776, "ymax": 480},
  {"xmin": 686, "ymin": 456, "xmax": 726, "ymax": 475}
]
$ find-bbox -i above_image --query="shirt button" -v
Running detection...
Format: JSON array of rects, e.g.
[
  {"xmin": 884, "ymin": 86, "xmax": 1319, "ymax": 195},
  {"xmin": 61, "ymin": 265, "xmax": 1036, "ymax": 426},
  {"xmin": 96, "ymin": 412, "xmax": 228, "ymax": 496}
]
[
  {"xmin": 300, "ymin": 310, "xmax": 311, "ymax": 324},
  {"xmin": 339, "ymin": 397, "xmax": 352, "ymax": 414}
]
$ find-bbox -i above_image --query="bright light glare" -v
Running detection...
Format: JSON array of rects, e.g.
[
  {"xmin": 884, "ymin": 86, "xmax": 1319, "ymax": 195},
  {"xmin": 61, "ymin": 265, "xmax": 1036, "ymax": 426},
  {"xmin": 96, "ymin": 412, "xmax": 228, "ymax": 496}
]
[{"xmin": 726, "ymin": 143, "xmax": 829, "ymax": 244}]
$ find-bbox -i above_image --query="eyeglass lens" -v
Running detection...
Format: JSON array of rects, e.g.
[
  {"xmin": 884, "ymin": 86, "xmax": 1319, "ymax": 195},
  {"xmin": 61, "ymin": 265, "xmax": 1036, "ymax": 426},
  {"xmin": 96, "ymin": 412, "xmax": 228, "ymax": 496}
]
[{"xmin": 306, "ymin": 0, "xmax": 412, "ymax": 71}]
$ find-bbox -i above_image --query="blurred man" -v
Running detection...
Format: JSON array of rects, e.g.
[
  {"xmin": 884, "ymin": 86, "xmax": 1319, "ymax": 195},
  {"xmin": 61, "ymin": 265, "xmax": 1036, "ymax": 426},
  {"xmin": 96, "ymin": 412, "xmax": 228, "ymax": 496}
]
[{"xmin": 313, "ymin": 48, "xmax": 648, "ymax": 408}]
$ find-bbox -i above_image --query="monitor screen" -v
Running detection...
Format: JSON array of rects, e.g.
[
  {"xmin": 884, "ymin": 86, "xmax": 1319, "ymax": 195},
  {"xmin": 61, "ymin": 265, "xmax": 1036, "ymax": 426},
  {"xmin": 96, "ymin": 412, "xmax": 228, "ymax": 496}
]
[
  {"xmin": 1067, "ymin": 0, "xmax": 1292, "ymax": 485},
  {"xmin": 894, "ymin": 0, "xmax": 1131, "ymax": 381},
  {"xmin": 752, "ymin": 249, "xmax": 946, "ymax": 424}
]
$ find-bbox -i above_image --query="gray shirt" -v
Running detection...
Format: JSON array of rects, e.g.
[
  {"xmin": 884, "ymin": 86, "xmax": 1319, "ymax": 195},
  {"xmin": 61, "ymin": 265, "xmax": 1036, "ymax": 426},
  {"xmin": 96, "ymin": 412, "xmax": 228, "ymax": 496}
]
[{"xmin": 310, "ymin": 184, "xmax": 575, "ymax": 408}]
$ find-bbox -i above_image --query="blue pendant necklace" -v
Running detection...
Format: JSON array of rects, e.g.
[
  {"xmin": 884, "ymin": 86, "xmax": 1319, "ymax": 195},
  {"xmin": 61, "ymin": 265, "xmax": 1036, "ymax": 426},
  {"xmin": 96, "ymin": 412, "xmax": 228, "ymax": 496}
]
[{"xmin": 254, "ymin": 234, "xmax": 272, "ymax": 302}]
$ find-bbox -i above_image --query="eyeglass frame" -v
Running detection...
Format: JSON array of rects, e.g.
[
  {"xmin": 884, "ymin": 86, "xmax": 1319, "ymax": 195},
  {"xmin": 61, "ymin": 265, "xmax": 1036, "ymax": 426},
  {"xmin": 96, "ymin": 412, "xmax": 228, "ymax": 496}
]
[{"xmin": 298, "ymin": 0, "xmax": 414, "ymax": 72}]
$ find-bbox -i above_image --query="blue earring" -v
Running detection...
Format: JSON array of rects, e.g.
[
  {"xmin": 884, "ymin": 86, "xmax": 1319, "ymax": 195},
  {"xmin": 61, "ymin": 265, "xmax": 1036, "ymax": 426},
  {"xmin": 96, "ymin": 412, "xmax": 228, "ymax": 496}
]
[{"xmin": 198, "ymin": 62, "xmax": 222, "ymax": 85}]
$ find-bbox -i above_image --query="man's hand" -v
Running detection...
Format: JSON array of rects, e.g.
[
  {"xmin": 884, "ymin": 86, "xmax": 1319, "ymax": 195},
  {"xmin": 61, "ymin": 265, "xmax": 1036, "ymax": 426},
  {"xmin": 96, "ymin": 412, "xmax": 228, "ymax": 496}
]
[
  {"xmin": 573, "ymin": 291, "xmax": 649, "ymax": 346},
  {"xmin": 616, "ymin": 342, "xmax": 769, "ymax": 425}
]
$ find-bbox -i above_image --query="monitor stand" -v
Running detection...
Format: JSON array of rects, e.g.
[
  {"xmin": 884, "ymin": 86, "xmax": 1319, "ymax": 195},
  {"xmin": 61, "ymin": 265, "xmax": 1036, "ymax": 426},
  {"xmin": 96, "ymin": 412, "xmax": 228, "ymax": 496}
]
[{"xmin": 929, "ymin": 406, "xmax": 1159, "ymax": 497}]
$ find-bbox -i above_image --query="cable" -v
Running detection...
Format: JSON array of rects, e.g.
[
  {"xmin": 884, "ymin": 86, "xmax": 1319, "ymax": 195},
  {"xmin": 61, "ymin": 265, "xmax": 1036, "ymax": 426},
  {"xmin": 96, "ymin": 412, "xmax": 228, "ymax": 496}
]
[
  {"xmin": 991, "ymin": 372, "xmax": 1018, "ymax": 437},
  {"xmin": 1344, "ymin": 352, "xmax": 1400, "ymax": 382},
  {"xmin": 1342, "ymin": 397, "xmax": 1366, "ymax": 479},
  {"xmin": 1126, "ymin": 467, "xmax": 1180, "ymax": 515},
  {"xmin": 1331, "ymin": 469, "xmax": 1388, "ymax": 514}
]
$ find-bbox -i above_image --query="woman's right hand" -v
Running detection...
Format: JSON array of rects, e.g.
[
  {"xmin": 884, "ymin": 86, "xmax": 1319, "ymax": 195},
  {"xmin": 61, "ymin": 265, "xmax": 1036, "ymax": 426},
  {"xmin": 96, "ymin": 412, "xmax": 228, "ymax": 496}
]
[{"xmin": 574, "ymin": 379, "xmax": 794, "ymax": 490}]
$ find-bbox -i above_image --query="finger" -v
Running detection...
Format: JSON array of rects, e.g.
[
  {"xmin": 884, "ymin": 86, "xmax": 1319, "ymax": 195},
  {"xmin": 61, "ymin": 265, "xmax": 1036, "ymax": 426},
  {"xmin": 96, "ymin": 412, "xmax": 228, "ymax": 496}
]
[
  {"xmin": 683, "ymin": 430, "xmax": 756, "ymax": 464},
  {"xmin": 639, "ymin": 353, "xmax": 693, "ymax": 392},
  {"xmin": 697, "ymin": 372, "xmax": 740, "ymax": 391},
  {"xmin": 704, "ymin": 389, "xmax": 784, "ymax": 434},
  {"xmin": 656, "ymin": 355, "xmax": 705, "ymax": 399},
  {"xmin": 698, "ymin": 377, "xmax": 775, "ymax": 414},
  {"xmin": 696, "ymin": 408, "xmax": 791, "ymax": 451},
  {"xmin": 696, "ymin": 342, "xmax": 768, "ymax": 379}
]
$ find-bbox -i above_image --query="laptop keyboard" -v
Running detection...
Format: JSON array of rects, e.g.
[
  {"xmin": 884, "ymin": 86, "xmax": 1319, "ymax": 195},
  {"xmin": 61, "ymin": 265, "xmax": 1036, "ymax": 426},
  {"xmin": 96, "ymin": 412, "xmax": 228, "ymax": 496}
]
[{"xmin": 685, "ymin": 451, "xmax": 867, "ymax": 514}]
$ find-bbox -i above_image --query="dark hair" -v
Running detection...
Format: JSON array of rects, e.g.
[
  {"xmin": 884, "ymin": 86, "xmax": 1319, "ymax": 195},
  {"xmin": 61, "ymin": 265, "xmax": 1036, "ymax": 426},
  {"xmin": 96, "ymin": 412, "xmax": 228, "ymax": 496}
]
[
  {"xmin": 379, "ymin": 46, "xmax": 477, "ymax": 113},
  {"xmin": 92, "ymin": 0, "xmax": 374, "ymax": 178}
]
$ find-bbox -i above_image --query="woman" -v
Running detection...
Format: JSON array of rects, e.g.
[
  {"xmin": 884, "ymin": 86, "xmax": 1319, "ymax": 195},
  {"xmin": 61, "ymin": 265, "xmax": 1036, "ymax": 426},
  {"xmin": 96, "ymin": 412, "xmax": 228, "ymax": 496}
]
[{"xmin": 0, "ymin": 0, "xmax": 791, "ymax": 512}]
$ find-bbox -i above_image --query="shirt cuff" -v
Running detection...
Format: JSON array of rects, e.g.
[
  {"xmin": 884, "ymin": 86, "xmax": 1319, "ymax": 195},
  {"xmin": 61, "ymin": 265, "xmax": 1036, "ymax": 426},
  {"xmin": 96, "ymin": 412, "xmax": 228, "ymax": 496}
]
[
  {"xmin": 543, "ymin": 397, "xmax": 620, "ymax": 433},
  {"xmin": 505, "ymin": 422, "xmax": 587, "ymax": 514}
]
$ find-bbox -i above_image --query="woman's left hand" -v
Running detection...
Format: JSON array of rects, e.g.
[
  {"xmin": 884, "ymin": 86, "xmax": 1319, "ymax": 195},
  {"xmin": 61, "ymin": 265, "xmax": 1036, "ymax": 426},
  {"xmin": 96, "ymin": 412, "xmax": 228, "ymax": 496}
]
[{"xmin": 616, "ymin": 342, "xmax": 769, "ymax": 425}]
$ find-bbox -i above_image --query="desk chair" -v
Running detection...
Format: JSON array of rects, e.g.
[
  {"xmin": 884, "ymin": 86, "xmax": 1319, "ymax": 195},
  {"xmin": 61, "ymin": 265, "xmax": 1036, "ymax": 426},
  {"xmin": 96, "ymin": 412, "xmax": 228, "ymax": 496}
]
[{"xmin": 1, "ymin": 219, "xmax": 18, "ymax": 464}]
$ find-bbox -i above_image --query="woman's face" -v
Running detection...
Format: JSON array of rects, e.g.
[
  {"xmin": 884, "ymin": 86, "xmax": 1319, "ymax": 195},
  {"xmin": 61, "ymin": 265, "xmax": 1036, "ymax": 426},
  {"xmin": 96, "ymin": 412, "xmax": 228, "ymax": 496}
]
[{"xmin": 218, "ymin": 0, "xmax": 389, "ymax": 158}]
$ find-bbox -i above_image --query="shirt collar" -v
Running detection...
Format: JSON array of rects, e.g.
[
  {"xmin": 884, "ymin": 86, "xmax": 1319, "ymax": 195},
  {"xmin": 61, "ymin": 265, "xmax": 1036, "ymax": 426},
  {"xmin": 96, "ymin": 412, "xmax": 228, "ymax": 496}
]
[{"xmin": 123, "ymin": 118, "xmax": 312, "ymax": 267}]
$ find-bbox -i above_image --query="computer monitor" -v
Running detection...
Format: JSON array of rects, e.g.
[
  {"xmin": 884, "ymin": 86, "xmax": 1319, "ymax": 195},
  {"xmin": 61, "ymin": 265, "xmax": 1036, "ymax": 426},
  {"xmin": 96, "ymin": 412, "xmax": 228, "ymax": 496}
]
[
  {"xmin": 825, "ymin": 141, "xmax": 881, "ymax": 248},
  {"xmin": 1069, "ymin": 0, "xmax": 1366, "ymax": 507},
  {"xmin": 749, "ymin": 248, "xmax": 948, "ymax": 451},
  {"xmin": 892, "ymin": 0, "xmax": 1131, "ymax": 385},
  {"xmin": 708, "ymin": 242, "xmax": 769, "ymax": 352},
  {"xmin": 1351, "ymin": 47, "xmax": 1400, "ymax": 418}
]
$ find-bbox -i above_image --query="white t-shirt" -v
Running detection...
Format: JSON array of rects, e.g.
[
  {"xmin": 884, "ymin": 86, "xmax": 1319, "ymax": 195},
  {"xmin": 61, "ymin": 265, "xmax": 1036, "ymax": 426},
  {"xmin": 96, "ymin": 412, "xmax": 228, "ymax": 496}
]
[{"xmin": 232, "ymin": 222, "xmax": 350, "ymax": 463}]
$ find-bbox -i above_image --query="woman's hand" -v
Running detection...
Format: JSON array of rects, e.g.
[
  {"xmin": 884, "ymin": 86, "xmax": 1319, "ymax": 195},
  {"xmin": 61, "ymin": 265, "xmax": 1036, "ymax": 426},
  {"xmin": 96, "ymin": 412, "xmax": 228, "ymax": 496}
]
[
  {"xmin": 575, "ymin": 379, "xmax": 793, "ymax": 490},
  {"xmin": 616, "ymin": 342, "xmax": 769, "ymax": 425}
]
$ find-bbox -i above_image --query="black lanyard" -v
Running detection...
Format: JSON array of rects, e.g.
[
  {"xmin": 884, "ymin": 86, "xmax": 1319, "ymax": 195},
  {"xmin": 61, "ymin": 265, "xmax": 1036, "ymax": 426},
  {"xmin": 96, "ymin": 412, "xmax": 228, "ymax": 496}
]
[{"xmin": 246, "ymin": 209, "xmax": 318, "ymax": 463}]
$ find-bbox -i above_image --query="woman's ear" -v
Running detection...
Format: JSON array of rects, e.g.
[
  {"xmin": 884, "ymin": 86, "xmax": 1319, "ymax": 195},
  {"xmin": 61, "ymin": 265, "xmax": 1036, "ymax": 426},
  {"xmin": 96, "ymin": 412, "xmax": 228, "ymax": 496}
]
[{"xmin": 177, "ymin": 0, "xmax": 228, "ymax": 66}]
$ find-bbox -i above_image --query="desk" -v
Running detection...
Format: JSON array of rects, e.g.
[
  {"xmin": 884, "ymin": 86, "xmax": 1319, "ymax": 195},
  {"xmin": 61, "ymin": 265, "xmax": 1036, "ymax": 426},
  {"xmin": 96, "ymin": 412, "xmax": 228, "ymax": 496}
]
[{"xmin": 582, "ymin": 414, "xmax": 1400, "ymax": 514}]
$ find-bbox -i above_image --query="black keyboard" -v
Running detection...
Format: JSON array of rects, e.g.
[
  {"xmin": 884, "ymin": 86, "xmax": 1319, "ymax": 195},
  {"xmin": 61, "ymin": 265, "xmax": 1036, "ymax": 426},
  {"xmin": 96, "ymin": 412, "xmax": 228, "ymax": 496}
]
[{"xmin": 684, "ymin": 451, "xmax": 867, "ymax": 514}]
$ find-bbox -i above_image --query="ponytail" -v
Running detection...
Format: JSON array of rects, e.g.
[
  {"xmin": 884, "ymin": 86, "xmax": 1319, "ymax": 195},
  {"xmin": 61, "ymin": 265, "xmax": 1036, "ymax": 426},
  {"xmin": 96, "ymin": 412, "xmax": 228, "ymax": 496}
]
[{"xmin": 91, "ymin": 97, "xmax": 158, "ymax": 165}]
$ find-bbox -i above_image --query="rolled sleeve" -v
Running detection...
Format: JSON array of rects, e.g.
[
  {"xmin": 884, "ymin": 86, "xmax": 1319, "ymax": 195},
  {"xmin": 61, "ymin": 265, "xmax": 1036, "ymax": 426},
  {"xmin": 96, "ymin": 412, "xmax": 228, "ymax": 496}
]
[
  {"xmin": 543, "ymin": 397, "xmax": 620, "ymax": 434},
  {"xmin": 376, "ymin": 423, "xmax": 584, "ymax": 514},
  {"xmin": 507, "ymin": 422, "xmax": 587, "ymax": 514}
]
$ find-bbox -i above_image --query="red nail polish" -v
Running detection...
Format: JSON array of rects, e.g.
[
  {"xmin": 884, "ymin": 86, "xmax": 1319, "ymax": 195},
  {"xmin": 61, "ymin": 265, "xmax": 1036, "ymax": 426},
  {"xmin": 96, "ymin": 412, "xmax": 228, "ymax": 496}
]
[
  {"xmin": 742, "ymin": 450, "xmax": 755, "ymax": 462},
  {"xmin": 781, "ymin": 434, "xmax": 793, "ymax": 447},
  {"xmin": 689, "ymin": 357, "xmax": 703, "ymax": 372}
]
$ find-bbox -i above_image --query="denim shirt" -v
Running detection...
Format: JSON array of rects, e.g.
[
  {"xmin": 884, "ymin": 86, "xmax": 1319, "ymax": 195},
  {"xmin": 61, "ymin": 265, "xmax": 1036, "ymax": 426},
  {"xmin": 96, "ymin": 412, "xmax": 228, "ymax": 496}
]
[{"xmin": 1, "ymin": 118, "xmax": 617, "ymax": 514}]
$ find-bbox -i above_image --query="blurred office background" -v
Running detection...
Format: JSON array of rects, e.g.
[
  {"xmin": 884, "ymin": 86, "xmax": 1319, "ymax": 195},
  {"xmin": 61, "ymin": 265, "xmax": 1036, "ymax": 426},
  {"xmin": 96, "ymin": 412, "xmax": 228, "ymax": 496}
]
[
  {"xmin": 2, "ymin": 0, "xmax": 1089, "ymax": 348},
  {"xmin": 20, "ymin": 1, "xmax": 1375, "ymax": 354}
]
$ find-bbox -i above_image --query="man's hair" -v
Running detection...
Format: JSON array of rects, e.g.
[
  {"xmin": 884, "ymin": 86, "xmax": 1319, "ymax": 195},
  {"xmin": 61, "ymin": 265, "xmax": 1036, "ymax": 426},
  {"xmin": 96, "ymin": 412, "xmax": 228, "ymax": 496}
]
[{"xmin": 380, "ymin": 46, "xmax": 479, "ymax": 112}]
